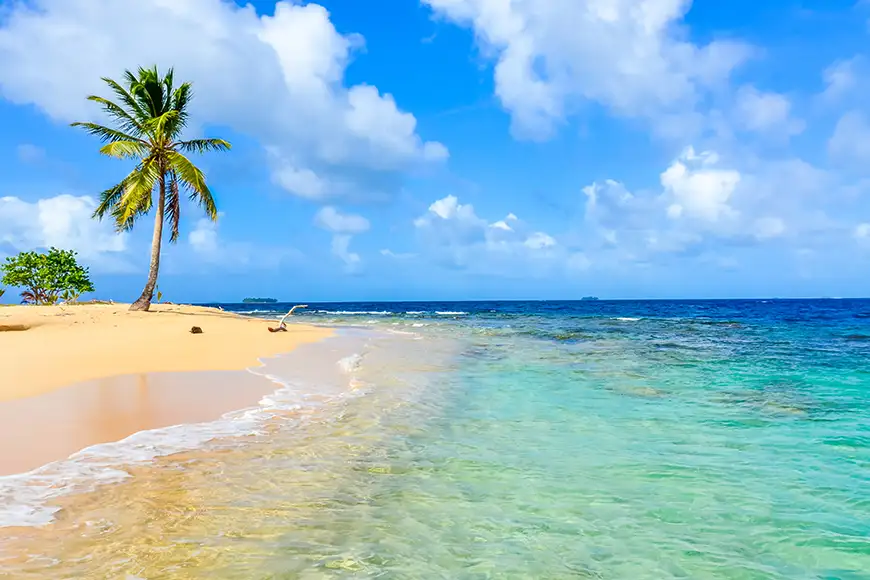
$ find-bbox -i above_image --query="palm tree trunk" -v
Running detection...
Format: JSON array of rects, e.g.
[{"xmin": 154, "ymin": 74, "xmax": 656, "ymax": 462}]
[{"xmin": 129, "ymin": 173, "xmax": 166, "ymax": 312}]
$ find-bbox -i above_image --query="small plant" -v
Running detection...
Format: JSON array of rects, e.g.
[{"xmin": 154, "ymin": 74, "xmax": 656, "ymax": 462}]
[
  {"xmin": 61, "ymin": 288, "xmax": 83, "ymax": 304},
  {"xmin": 1, "ymin": 248, "xmax": 95, "ymax": 305}
]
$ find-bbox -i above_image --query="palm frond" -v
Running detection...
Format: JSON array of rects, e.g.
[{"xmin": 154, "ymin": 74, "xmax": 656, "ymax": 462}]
[
  {"xmin": 115, "ymin": 158, "xmax": 160, "ymax": 230},
  {"xmin": 98, "ymin": 140, "xmax": 149, "ymax": 159},
  {"xmin": 84, "ymin": 95, "xmax": 145, "ymax": 136},
  {"xmin": 176, "ymin": 138, "xmax": 231, "ymax": 154},
  {"xmin": 161, "ymin": 68, "xmax": 176, "ymax": 113},
  {"xmin": 143, "ymin": 110, "xmax": 179, "ymax": 140},
  {"xmin": 70, "ymin": 122, "xmax": 143, "ymax": 144},
  {"xmin": 166, "ymin": 150, "xmax": 217, "ymax": 220},
  {"xmin": 170, "ymin": 82, "xmax": 192, "ymax": 132},
  {"xmin": 104, "ymin": 76, "xmax": 150, "ymax": 125},
  {"xmin": 134, "ymin": 65, "xmax": 167, "ymax": 118},
  {"xmin": 93, "ymin": 180, "xmax": 128, "ymax": 220},
  {"xmin": 165, "ymin": 171, "xmax": 182, "ymax": 243}
]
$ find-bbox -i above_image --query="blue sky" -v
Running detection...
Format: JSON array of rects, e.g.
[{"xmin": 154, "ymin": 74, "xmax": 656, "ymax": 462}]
[{"xmin": 1, "ymin": 0, "xmax": 870, "ymax": 301}]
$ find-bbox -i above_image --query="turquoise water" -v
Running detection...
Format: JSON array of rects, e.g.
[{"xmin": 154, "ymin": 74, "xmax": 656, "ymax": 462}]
[
  {"xmin": 3, "ymin": 300, "xmax": 870, "ymax": 578},
  {"xmin": 255, "ymin": 300, "xmax": 870, "ymax": 579}
]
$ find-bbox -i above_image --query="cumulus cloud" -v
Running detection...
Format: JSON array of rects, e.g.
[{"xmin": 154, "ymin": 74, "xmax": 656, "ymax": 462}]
[
  {"xmin": 661, "ymin": 147, "xmax": 741, "ymax": 223},
  {"xmin": 423, "ymin": 0, "xmax": 750, "ymax": 139},
  {"xmin": 314, "ymin": 207, "xmax": 369, "ymax": 271},
  {"xmin": 330, "ymin": 235, "xmax": 361, "ymax": 271},
  {"xmin": 821, "ymin": 57, "xmax": 861, "ymax": 102},
  {"xmin": 185, "ymin": 213, "xmax": 300, "ymax": 271},
  {"xmin": 0, "ymin": 194, "xmax": 126, "ymax": 260},
  {"xmin": 413, "ymin": 195, "xmax": 584, "ymax": 275},
  {"xmin": 0, "ymin": 0, "xmax": 447, "ymax": 202},
  {"xmin": 524, "ymin": 231, "xmax": 557, "ymax": 249},
  {"xmin": 577, "ymin": 146, "xmax": 864, "ymax": 269},
  {"xmin": 315, "ymin": 206, "xmax": 370, "ymax": 234},
  {"xmin": 829, "ymin": 111, "xmax": 870, "ymax": 166},
  {"xmin": 734, "ymin": 85, "xmax": 804, "ymax": 137}
]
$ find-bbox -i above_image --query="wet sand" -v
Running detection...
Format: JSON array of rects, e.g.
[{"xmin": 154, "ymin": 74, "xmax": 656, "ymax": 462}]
[{"xmin": 0, "ymin": 370, "xmax": 280, "ymax": 476}]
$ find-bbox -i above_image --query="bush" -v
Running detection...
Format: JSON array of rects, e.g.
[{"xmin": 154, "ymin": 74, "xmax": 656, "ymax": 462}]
[{"xmin": 0, "ymin": 248, "xmax": 95, "ymax": 305}]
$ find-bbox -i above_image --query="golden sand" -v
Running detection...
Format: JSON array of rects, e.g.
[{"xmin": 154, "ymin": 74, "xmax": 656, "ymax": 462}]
[
  {"xmin": 0, "ymin": 303, "xmax": 331, "ymax": 475},
  {"xmin": 0, "ymin": 303, "xmax": 331, "ymax": 401}
]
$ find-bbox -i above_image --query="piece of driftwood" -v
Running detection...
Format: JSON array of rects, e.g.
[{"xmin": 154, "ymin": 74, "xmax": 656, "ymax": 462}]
[
  {"xmin": 0, "ymin": 324, "xmax": 29, "ymax": 332},
  {"xmin": 267, "ymin": 305, "xmax": 308, "ymax": 332},
  {"xmin": 190, "ymin": 326, "xmax": 203, "ymax": 334}
]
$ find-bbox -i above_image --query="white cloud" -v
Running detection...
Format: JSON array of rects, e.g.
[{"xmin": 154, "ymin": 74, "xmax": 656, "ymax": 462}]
[
  {"xmin": 855, "ymin": 223, "xmax": 870, "ymax": 240},
  {"xmin": 524, "ymin": 232, "xmax": 556, "ymax": 249},
  {"xmin": 413, "ymin": 194, "xmax": 581, "ymax": 275},
  {"xmin": 0, "ymin": 194, "xmax": 126, "ymax": 259},
  {"xmin": 829, "ymin": 111, "xmax": 870, "ymax": 165},
  {"xmin": 734, "ymin": 85, "xmax": 804, "ymax": 136},
  {"xmin": 315, "ymin": 206, "xmax": 370, "ymax": 234},
  {"xmin": 270, "ymin": 162, "xmax": 329, "ymax": 200},
  {"xmin": 331, "ymin": 234, "xmax": 361, "ymax": 272},
  {"xmin": 188, "ymin": 217, "xmax": 219, "ymax": 255},
  {"xmin": 380, "ymin": 248, "xmax": 416, "ymax": 259},
  {"xmin": 575, "ymin": 147, "xmax": 859, "ymax": 269},
  {"xmin": 583, "ymin": 178, "xmax": 653, "ymax": 235},
  {"xmin": 821, "ymin": 57, "xmax": 860, "ymax": 102},
  {"xmin": 423, "ymin": 0, "xmax": 750, "ymax": 139},
  {"xmin": 313, "ymin": 207, "xmax": 369, "ymax": 271},
  {"xmin": 661, "ymin": 147, "xmax": 741, "ymax": 223},
  {"xmin": 184, "ymin": 212, "xmax": 300, "ymax": 271},
  {"xmin": 0, "ymin": 0, "xmax": 446, "ymax": 202}
]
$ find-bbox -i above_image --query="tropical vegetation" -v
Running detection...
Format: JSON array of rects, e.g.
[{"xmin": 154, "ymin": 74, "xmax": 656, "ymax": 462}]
[
  {"xmin": 72, "ymin": 65, "xmax": 230, "ymax": 311},
  {"xmin": 1, "ymin": 248, "xmax": 95, "ymax": 305}
]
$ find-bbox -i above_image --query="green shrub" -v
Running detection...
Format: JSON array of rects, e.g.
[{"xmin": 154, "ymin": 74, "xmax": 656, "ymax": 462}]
[{"xmin": 1, "ymin": 248, "xmax": 95, "ymax": 305}]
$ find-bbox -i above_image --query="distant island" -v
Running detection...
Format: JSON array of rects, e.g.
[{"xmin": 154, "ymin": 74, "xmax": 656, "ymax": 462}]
[
  {"xmin": 581, "ymin": 296, "xmax": 599, "ymax": 301},
  {"xmin": 242, "ymin": 298, "xmax": 278, "ymax": 303}
]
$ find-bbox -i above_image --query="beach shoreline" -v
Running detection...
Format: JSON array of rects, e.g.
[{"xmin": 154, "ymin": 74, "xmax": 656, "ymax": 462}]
[
  {"xmin": 0, "ymin": 303, "xmax": 332, "ymax": 401},
  {"xmin": 0, "ymin": 369, "xmax": 282, "ymax": 477},
  {"xmin": 0, "ymin": 303, "xmax": 332, "ymax": 477}
]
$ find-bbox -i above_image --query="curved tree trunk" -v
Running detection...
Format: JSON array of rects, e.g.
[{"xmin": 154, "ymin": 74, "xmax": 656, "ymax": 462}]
[{"xmin": 129, "ymin": 173, "xmax": 166, "ymax": 312}]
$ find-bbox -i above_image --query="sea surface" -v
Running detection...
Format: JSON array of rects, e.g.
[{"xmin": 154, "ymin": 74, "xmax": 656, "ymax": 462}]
[{"xmin": 2, "ymin": 299, "xmax": 870, "ymax": 579}]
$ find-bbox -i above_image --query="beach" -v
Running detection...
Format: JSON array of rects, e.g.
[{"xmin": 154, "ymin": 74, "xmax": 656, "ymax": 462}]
[
  {"xmin": 0, "ymin": 303, "xmax": 331, "ymax": 475},
  {"xmin": 1, "ymin": 300, "xmax": 869, "ymax": 578}
]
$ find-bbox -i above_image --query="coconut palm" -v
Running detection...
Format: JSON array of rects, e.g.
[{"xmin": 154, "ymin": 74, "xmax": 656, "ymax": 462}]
[{"xmin": 72, "ymin": 66, "xmax": 230, "ymax": 311}]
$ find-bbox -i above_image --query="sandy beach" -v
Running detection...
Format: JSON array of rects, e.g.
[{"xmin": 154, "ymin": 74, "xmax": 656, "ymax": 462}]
[
  {"xmin": 0, "ymin": 303, "xmax": 330, "ymax": 400},
  {"xmin": 0, "ymin": 303, "xmax": 331, "ymax": 475}
]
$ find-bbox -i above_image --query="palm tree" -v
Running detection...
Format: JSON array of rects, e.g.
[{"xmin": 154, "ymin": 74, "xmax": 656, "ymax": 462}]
[{"xmin": 72, "ymin": 66, "xmax": 230, "ymax": 311}]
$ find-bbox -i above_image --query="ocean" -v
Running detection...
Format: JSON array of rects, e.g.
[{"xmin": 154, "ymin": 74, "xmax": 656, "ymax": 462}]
[{"xmin": 2, "ymin": 299, "xmax": 869, "ymax": 578}]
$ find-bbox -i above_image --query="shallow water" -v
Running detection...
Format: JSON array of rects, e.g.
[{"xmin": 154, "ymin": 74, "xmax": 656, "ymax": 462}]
[{"xmin": 2, "ymin": 300, "xmax": 870, "ymax": 578}]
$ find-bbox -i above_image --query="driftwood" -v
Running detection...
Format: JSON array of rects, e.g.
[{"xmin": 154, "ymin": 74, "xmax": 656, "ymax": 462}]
[{"xmin": 268, "ymin": 305, "xmax": 308, "ymax": 332}]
